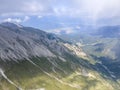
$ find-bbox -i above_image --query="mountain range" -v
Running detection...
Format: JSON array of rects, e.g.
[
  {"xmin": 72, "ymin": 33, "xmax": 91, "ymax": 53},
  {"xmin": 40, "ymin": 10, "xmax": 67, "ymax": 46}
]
[{"xmin": 0, "ymin": 22, "xmax": 120, "ymax": 90}]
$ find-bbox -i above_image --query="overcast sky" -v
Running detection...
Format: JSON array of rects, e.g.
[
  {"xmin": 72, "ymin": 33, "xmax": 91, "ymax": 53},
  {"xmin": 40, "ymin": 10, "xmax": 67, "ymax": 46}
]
[{"xmin": 0, "ymin": 0, "xmax": 120, "ymax": 31}]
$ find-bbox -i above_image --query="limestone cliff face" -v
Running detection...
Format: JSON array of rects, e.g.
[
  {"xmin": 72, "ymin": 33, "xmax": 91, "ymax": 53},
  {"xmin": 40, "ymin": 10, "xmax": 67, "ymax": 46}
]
[{"xmin": 0, "ymin": 22, "xmax": 69, "ymax": 60}]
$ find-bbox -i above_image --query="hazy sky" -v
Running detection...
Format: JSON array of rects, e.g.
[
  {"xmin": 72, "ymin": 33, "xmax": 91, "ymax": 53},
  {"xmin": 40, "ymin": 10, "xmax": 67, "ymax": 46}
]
[{"xmin": 0, "ymin": 0, "xmax": 120, "ymax": 33}]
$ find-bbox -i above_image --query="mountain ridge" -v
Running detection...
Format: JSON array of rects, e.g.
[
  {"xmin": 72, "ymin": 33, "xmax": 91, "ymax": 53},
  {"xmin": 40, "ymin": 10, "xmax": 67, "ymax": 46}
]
[
  {"xmin": 0, "ymin": 22, "xmax": 71, "ymax": 61},
  {"xmin": 0, "ymin": 22, "xmax": 120, "ymax": 90}
]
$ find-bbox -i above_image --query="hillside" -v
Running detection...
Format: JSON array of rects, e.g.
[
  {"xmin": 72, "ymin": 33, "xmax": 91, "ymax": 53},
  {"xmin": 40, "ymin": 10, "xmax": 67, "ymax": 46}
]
[{"xmin": 0, "ymin": 22, "xmax": 119, "ymax": 90}]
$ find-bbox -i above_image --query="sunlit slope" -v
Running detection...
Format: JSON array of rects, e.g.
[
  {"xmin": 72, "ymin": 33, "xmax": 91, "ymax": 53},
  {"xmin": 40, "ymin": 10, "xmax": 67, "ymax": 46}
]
[
  {"xmin": 0, "ymin": 22, "xmax": 120, "ymax": 90},
  {"xmin": 0, "ymin": 56, "xmax": 120, "ymax": 90}
]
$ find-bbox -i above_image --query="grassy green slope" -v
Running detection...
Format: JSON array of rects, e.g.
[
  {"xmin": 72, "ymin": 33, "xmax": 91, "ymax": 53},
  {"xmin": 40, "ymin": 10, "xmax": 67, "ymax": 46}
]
[{"xmin": 0, "ymin": 56, "xmax": 119, "ymax": 90}]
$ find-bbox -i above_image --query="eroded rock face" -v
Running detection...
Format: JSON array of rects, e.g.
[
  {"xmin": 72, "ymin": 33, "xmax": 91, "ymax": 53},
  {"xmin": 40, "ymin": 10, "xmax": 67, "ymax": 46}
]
[
  {"xmin": 64, "ymin": 43, "xmax": 87, "ymax": 59},
  {"xmin": 0, "ymin": 22, "xmax": 69, "ymax": 61}
]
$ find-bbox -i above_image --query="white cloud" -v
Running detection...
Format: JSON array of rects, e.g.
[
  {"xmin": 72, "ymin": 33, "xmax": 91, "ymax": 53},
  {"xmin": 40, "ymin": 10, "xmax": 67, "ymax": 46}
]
[
  {"xmin": 48, "ymin": 27, "xmax": 75, "ymax": 35},
  {"xmin": 22, "ymin": 1, "xmax": 45, "ymax": 13},
  {"xmin": 76, "ymin": 26, "xmax": 81, "ymax": 29},
  {"xmin": 0, "ymin": 0, "xmax": 120, "ymax": 25},
  {"xmin": 52, "ymin": 0, "xmax": 120, "ymax": 20},
  {"xmin": 23, "ymin": 16, "xmax": 30, "ymax": 22},
  {"xmin": 3, "ymin": 18, "xmax": 22, "ymax": 23},
  {"xmin": 38, "ymin": 15, "xmax": 43, "ymax": 19},
  {"xmin": 78, "ymin": 0, "xmax": 120, "ymax": 20},
  {"xmin": 2, "ymin": 16, "xmax": 30, "ymax": 23}
]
